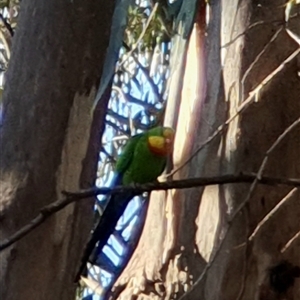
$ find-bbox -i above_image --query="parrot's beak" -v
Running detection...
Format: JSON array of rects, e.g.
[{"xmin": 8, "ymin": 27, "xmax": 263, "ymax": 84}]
[
  {"xmin": 164, "ymin": 138, "xmax": 174, "ymax": 153},
  {"xmin": 165, "ymin": 138, "xmax": 172, "ymax": 145}
]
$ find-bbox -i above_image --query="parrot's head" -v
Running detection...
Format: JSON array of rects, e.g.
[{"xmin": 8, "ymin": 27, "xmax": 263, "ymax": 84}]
[{"xmin": 147, "ymin": 126, "xmax": 175, "ymax": 156}]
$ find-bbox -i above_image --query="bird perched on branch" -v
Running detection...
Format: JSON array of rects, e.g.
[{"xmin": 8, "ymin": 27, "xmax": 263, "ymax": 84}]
[{"xmin": 75, "ymin": 126, "xmax": 175, "ymax": 282}]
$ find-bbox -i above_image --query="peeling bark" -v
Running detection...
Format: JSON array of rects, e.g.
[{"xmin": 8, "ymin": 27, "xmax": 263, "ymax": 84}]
[
  {"xmin": 110, "ymin": 1, "xmax": 300, "ymax": 299},
  {"xmin": 0, "ymin": 1, "xmax": 115, "ymax": 299}
]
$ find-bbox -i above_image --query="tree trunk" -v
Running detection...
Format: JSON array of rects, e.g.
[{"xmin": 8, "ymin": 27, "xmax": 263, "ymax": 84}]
[
  {"xmin": 110, "ymin": 1, "xmax": 300, "ymax": 299},
  {"xmin": 0, "ymin": 1, "xmax": 115, "ymax": 299}
]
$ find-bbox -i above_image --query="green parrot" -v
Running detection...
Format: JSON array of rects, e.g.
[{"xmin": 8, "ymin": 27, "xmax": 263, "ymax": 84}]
[{"xmin": 75, "ymin": 126, "xmax": 175, "ymax": 281}]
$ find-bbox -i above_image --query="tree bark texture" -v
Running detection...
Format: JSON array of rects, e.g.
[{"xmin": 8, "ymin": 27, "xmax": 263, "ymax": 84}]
[
  {"xmin": 0, "ymin": 1, "xmax": 115, "ymax": 299},
  {"xmin": 110, "ymin": 0, "xmax": 300, "ymax": 299}
]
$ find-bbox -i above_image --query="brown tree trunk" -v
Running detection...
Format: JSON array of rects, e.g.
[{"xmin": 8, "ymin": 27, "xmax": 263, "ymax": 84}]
[
  {"xmin": 0, "ymin": 1, "xmax": 115, "ymax": 299},
  {"xmin": 110, "ymin": 0, "xmax": 300, "ymax": 299}
]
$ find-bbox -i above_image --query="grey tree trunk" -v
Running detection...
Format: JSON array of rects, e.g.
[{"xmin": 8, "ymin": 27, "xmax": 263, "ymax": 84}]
[
  {"xmin": 110, "ymin": 1, "xmax": 300, "ymax": 299},
  {"xmin": 0, "ymin": 1, "xmax": 115, "ymax": 299}
]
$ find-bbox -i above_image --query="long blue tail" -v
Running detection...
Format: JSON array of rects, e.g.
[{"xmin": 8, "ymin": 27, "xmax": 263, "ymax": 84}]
[{"xmin": 75, "ymin": 176, "xmax": 135, "ymax": 282}]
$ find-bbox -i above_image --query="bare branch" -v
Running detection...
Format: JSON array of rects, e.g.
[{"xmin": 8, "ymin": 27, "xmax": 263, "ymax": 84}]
[
  {"xmin": 0, "ymin": 173, "xmax": 300, "ymax": 252},
  {"xmin": 0, "ymin": 195, "xmax": 76, "ymax": 251}
]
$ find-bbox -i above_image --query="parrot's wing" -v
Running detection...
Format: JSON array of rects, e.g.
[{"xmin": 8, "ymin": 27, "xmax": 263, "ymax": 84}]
[
  {"xmin": 115, "ymin": 133, "xmax": 143, "ymax": 175},
  {"xmin": 75, "ymin": 133, "xmax": 144, "ymax": 282},
  {"xmin": 75, "ymin": 191, "xmax": 135, "ymax": 282}
]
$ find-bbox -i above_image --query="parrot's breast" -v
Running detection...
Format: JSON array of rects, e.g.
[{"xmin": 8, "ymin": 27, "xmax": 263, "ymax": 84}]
[{"xmin": 122, "ymin": 141, "xmax": 167, "ymax": 186}]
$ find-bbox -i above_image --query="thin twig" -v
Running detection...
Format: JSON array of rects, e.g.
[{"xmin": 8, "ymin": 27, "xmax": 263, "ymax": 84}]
[
  {"xmin": 220, "ymin": 14, "xmax": 300, "ymax": 49},
  {"xmin": 249, "ymin": 188, "xmax": 298, "ymax": 241},
  {"xmin": 230, "ymin": 117, "xmax": 300, "ymax": 222},
  {"xmin": 236, "ymin": 206, "xmax": 250, "ymax": 300},
  {"xmin": 177, "ymin": 224, "xmax": 230, "ymax": 300},
  {"xmin": 0, "ymin": 174, "xmax": 300, "ymax": 252},
  {"xmin": 241, "ymin": 27, "xmax": 283, "ymax": 101},
  {"xmin": 281, "ymin": 230, "xmax": 300, "ymax": 253},
  {"xmin": 285, "ymin": 28, "xmax": 300, "ymax": 46},
  {"xmin": 0, "ymin": 196, "xmax": 76, "ymax": 251},
  {"xmin": 0, "ymin": 12, "xmax": 14, "ymax": 37},
  {"xmin": 168, "ymin": 48, "xmax": 300, "ymax": 177},
  {"xmin": 118, "ymin": 3, "xmax": 159, "ymax": 68},
  {"xmin": 112, "ymin": 86, "xmax": 159, "ymax": 112},
  {"xmin": 122, "ymin": 42, "xmax": 162, "ymax": 102}
]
